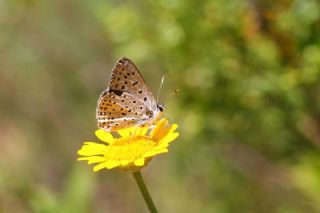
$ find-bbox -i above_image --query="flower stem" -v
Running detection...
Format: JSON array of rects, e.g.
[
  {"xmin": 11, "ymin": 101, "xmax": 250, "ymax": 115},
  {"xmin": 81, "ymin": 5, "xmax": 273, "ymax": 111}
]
[{"xmin": 132, "ymin": 171, "xmax": 158, "ymax": 213}]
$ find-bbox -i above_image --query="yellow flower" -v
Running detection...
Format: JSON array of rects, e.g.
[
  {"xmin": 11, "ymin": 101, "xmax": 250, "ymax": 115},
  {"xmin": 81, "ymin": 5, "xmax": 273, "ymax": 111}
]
[{"xmin": 78, "ymin": 118, "xmax": 179, "ymax": 172}]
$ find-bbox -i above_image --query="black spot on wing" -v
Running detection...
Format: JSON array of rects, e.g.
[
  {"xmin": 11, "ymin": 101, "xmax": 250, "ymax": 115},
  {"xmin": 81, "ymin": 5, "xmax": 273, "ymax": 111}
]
[{"xmin": 109, "ymin": 89, "xmax": 123, "ymax": 96}]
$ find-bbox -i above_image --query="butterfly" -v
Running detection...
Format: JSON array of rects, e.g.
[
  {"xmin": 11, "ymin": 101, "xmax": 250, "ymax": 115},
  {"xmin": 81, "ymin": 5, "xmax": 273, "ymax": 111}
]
[{"xmin": 96, "ymin": 57, "xmax": 164, "ymax": 132}]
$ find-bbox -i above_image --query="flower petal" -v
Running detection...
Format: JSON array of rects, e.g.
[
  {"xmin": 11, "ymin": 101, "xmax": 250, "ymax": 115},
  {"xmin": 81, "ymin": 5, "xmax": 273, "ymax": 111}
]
[
  {"xmin": 142, "ymin": 149, "xmax": 168, "ymax": 158},
  {"xmin": 77, "ymin": 156, "xmax": 106, "ymax": 164},
  {"xmin": 161, "ymin": 132, "xmax": 179, "ymax": 144},
  {"xmin": 93, "ymin": 162, "xmax": 107, "ymax": 172},
  {"xmin": 117, "ymin": 127, "xmax": 134, "ymax": 137},
  {"xmin": 169, "ymin": 124, "xmax": 179, "ymax": 133},
  {"xmin": 105, "ymin": 161, "xmax": 119, "ymax": 169},
  {"xmin": 135, "ymin": 126, "xmax": 149, "ymax": 136},
  {"xmin": 151, "ymin": 142, "xmax": 170, "ymax": 151},
  {"xmin": 78, "ymin": 142, "xmax": 108, "ymax": 156},
  {"xmin": 134, "ymin": 158, "xmax": 145, "ymax": 166},
  {"xmin": 78, "ymin": 118, "xmax": 179, "ymax": 172},
  {"xmin": 150, "ymin": 118, "xmax": 169, "ymax": 141},
  {"xmin": 120, "ymin": 160, "xmax": 130, "ymax": 166},
  {"xmin": 95, "ymin": 129, "xmax": 114, "ymax": 144}
]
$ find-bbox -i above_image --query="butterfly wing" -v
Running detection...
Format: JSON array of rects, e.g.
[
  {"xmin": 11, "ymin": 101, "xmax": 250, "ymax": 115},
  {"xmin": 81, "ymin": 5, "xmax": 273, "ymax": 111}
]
[
  {"xmin": 108, "ymin": 57, "xmax": 158, "ymax": 111},
  {"xmin": 96, "ymin": 57, "xmax": 160, "ymax": 131},
  {"xmin": 96, "ymin": 90, "xmax": 154, "ymax": 131}
]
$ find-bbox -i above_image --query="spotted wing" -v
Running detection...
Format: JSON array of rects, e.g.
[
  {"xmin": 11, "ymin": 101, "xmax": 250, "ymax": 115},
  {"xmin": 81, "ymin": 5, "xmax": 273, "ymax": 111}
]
[
  {"xmin": 96, "ymin": 90, "xmax": 152, "ymax": 131},
  {"xmin": 108, "ymin": 57, "xmax": 158, "ymax": 111}
]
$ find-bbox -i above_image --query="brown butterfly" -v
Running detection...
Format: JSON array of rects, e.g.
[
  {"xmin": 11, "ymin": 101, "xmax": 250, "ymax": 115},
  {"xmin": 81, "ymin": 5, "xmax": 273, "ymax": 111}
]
[{"xmin": 96, "ymin": 57, "xmax": 164, "ymax": 132}]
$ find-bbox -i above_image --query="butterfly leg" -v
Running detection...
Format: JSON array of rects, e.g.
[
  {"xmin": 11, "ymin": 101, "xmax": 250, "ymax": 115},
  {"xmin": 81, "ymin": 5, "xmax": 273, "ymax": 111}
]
[
  {"xmin": 128, "ymin": 125, "xmax": 139, "ymax": 144},
  {"xmin": 138, "ymin": 121, "xmax": 157, "ymax": 142}
]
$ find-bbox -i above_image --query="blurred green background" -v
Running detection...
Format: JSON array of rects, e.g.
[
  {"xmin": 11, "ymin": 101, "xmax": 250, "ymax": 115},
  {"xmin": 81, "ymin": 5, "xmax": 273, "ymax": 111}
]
[{"xmin": 1, "ymin": 0, "xmax": 320, "ymax": 212}]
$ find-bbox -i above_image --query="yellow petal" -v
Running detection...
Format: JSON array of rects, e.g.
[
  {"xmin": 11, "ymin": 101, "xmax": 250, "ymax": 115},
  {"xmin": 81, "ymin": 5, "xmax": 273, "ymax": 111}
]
[
  {"xmin": 150, "ymin": 118, "xmax": 169, "ymax": 141},
  {"xmin": 134, "ymin": 158, "xmax": 145, "ymax": 166},
  {"xmin": 169, "ymin": 124, "xmax": 178, "ymax": 133},
  {"xmin": 105, "ymin": 161, "xmax": 119, "ymax": 169},
  {"xmin": 95, "ymin": 129, "xmax": 114, "ymax": 144},
  {"xmin": 78, "ymin": 156, "xmax": 95, "ymax": 161},
  {"xmin": 93, "ymin": 162, "xmax": 107, "ymax": 172},
  {"xmin": 151, "ymin": 142, "xmax": 170, "ymax": 151},
  {"xmin": 120, "ymin": 160, "xmax": 130, "ymax": 166},
  {"xmin": 82, "ymin": 142, "xmax": 108, "ymax": 148},
  {"xmin": 161, "ymin": 132, "xmax": 179, "ymax": 144},
  {"xmin": 77, "ymin": 157, "xmax": 91, "ymax": 161},
  {"xmin": 142, "ymin": 149, "xmax": 168, "ymax": 158},
  {"xmin": 77, "ymin": 156, "xmax": 106, "ymax": 164},
  {"xmin": 78, "ymin": 118, "xmax": 179, "ymax": 172},
  {"xmin": 78, "ymin": 143, "xmax": 108, "ymax": 156},
  {"xmin": 156, "ymin": 124, "xmax": 178, "ymax": 142},
  {"xmin": 117, "ymin": 127, "xmax": 134, "ymax": 137},
  {"xmin": 135, "ymin": 126, "xmax": 149, "ymax": 136}
]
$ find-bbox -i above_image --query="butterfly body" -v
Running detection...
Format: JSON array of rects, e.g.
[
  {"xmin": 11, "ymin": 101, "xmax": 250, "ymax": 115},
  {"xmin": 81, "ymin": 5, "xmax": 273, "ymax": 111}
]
[{"xmin": 96, "ymin": 57, "xmax": 163, "ymax": 132}]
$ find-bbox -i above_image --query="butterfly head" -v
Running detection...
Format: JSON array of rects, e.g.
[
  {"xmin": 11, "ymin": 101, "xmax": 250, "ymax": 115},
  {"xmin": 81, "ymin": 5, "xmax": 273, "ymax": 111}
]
[{"xmin": 157, "ymin": 104, "xmax": 164, "ymax": 112}]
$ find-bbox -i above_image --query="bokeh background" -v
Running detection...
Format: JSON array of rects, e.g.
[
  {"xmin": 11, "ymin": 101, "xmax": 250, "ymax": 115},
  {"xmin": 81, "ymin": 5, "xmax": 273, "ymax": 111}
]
[{"xmin": 1, "ymin": 0, "xmax": 320, "ymax": 212}]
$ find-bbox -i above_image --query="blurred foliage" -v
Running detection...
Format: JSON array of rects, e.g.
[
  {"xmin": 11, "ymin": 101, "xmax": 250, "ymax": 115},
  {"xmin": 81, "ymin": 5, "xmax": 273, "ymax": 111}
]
[{"xmin": 1, "ymin": 0, "xmax": 320, "ymax": 212}]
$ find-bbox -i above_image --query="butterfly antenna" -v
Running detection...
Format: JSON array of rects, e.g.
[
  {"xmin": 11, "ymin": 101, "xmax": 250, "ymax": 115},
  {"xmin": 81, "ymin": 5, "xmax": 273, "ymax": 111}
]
[
  {"xmin": 164, "ymin": 89, "xmax": 180, "ymax": 101},
  {"xmin": 157, "ymin": 75, "xmax": 165, "ymax": 103}
]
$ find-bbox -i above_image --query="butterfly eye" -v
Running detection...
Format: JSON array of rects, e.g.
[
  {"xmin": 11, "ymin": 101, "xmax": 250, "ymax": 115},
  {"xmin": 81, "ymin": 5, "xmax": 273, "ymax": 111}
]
[{"xmin": 157, "ymin": 104, "xmax": 164, "ymax": 112}]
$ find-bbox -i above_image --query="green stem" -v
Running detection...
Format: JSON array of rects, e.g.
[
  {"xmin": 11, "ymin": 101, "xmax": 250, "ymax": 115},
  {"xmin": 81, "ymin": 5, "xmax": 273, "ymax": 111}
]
[{"xmin": 132, "ymin": 171, "xmax": 158, "ymax": 213}]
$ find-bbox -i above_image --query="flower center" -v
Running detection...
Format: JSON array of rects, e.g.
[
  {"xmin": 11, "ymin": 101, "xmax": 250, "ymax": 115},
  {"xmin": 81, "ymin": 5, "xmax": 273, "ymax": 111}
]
[{"xmin": 104, "ymin": 136, "xmax": 156, "ymax": 161}]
